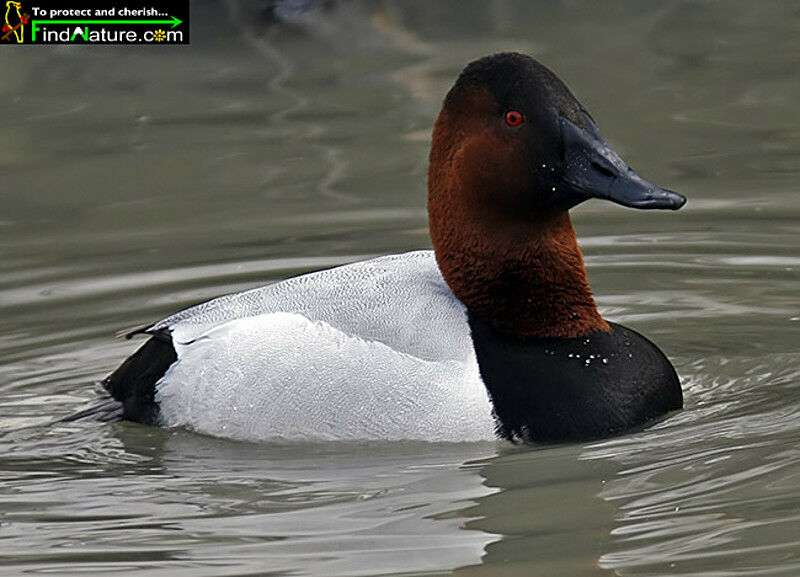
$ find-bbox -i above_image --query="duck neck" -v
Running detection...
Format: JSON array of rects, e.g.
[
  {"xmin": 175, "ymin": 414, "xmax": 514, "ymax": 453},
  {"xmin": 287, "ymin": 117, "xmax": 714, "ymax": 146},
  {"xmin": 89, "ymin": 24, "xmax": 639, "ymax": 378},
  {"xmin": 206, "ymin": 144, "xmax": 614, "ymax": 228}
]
[{"xmin": 429, "ymin": 207, "xmax": 610, "ymax": 339}]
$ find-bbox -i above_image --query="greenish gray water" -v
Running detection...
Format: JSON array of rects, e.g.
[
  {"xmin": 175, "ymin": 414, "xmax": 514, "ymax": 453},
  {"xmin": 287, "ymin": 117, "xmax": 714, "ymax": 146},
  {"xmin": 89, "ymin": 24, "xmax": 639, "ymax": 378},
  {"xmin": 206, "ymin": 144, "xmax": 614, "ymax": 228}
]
[{"xmin": 1, "ymin": 1, "xmax": 799, "ymax": 575}]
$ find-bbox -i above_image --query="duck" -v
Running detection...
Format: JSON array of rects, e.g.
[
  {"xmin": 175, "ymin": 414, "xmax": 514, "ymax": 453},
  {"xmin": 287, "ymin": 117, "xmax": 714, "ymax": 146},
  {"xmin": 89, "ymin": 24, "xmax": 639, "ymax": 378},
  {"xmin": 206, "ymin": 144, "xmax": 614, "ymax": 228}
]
[{"xmin": 76, "ymin": 52, "xmax": 686, "ymax": 443}]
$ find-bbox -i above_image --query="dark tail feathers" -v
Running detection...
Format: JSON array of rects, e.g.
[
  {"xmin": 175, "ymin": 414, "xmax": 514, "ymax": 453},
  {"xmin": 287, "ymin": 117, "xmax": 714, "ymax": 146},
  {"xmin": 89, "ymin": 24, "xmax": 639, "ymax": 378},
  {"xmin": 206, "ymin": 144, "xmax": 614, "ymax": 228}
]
[{"xmin": 62, "ymin": 329, "xmax": 177, "ymax": 426}]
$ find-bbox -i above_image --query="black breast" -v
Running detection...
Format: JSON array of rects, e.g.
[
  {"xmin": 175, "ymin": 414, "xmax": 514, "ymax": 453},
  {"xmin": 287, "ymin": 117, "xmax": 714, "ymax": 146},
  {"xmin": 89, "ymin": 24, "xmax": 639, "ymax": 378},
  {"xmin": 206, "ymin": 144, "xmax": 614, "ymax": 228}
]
[{"xmin": 468, "ymin": 315, "xmax": 682, "ymax": 442}]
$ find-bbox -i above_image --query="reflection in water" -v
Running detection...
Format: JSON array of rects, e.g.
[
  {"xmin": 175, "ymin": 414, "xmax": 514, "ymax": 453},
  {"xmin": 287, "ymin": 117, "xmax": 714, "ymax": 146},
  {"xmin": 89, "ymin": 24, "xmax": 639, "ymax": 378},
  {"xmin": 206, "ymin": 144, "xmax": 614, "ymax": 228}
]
[
  {"xmin": 455, "ymin": 352, "xmax": 800, "ymax": 576},
  {"xmin": 1, "ymin": 423, "xmax": 500, "ymax": 575},
  {"xmin": 457, "ymin": 445, "xmax": 620, "ymax": 577}
]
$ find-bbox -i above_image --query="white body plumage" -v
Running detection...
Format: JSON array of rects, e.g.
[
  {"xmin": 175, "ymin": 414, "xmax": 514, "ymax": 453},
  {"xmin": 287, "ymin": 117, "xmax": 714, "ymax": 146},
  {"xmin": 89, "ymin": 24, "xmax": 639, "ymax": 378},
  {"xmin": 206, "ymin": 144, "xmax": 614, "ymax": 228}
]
[{"xmin": 152, "ymin": 251, "xmax": 496, "ymax": 442}]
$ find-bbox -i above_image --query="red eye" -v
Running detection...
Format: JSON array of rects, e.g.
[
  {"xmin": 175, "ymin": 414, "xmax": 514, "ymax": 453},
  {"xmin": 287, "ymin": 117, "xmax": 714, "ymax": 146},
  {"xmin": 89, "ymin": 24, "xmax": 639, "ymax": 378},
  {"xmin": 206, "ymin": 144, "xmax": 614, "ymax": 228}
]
[{"xmin": 505, "ymin": 110, "xmax": 524, "ymax": 127}]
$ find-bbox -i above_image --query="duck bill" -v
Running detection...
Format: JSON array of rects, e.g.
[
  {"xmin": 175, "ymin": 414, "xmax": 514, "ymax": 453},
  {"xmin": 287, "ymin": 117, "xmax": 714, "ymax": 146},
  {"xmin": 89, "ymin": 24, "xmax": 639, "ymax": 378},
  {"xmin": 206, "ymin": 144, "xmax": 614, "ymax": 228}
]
[{"xmin": 559, "ymin": 118, "xmax": 686, "ymax": 210}]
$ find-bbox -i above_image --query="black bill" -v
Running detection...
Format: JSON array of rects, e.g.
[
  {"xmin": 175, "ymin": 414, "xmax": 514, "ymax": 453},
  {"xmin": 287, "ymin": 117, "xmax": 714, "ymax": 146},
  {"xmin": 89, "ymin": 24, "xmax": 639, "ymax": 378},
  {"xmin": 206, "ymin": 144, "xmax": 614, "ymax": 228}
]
[{"xmin": 559, "ymin": 118, "xmax": 686, "ymax": 210}]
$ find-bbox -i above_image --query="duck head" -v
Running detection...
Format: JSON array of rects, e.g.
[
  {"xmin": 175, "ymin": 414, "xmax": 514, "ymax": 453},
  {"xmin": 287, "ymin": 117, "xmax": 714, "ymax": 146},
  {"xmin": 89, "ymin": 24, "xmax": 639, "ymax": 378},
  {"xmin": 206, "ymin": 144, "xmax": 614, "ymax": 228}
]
[{"xmin": 428, "ymin": 53, "xmax": 685, "ymax": 339}]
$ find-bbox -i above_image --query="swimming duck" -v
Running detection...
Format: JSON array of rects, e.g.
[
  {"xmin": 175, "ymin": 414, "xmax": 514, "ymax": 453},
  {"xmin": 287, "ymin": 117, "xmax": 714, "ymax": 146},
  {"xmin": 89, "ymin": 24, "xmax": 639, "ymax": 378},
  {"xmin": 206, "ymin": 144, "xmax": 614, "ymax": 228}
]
[{"xmin": 84, "ymin": 53, "xmax": 686, "ymax": 443}]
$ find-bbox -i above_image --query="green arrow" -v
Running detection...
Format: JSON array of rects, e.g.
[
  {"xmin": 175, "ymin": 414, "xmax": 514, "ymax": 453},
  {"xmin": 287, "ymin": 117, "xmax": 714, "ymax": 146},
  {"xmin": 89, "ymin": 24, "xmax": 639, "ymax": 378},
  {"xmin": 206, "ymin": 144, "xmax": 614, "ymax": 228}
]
[{"xmin": 33, "ymin": 15, "xmax": 182, "ymax": 29}]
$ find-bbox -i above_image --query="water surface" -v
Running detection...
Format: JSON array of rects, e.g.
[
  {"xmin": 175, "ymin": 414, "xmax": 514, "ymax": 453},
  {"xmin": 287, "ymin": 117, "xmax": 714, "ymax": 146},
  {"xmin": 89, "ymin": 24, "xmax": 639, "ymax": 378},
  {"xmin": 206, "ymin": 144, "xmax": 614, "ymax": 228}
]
[{"xmin": 1, "ymin": 1, "xmax": 799, "ymax": 575}]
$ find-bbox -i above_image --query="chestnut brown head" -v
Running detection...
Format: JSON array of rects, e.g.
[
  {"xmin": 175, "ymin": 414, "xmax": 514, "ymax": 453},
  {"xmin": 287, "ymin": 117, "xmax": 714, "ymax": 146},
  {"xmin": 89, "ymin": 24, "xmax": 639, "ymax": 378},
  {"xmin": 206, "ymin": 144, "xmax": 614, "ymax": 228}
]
[
  {"xmin": 430, "ymin": 52, "xmax": 685, "ymax": 221},
  {"xmin": 428, "ymin": 53, "xmax": 685, "ymax": 338}
]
